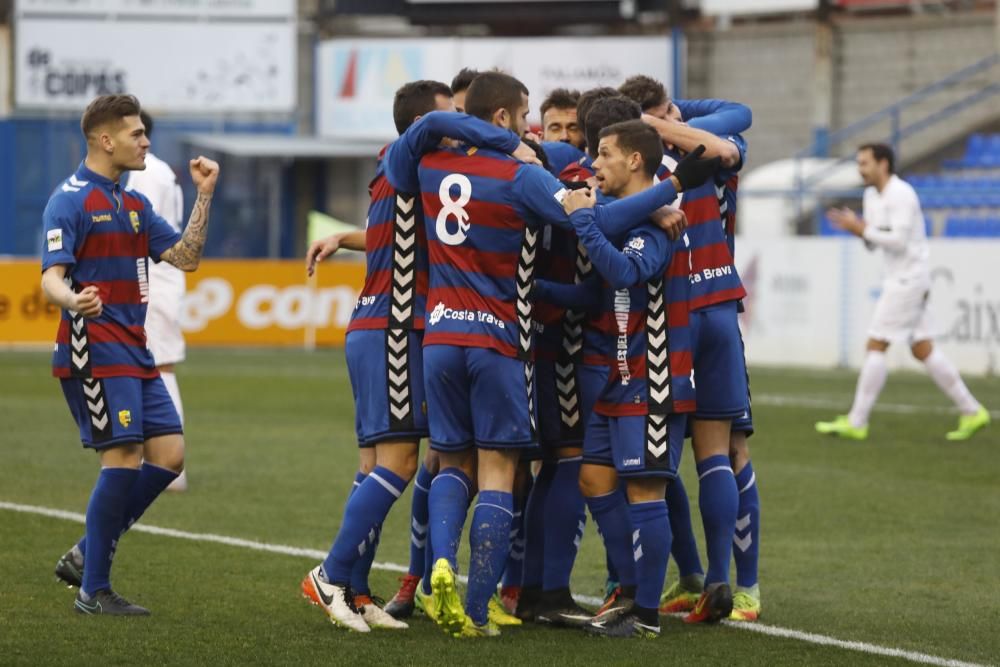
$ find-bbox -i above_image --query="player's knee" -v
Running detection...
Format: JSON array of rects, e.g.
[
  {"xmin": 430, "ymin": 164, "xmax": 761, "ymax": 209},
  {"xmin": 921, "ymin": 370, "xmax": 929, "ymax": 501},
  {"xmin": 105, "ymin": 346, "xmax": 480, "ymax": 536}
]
[
  {"xmin": 625, "ymin": 477, "xmax": 666, "ymax": 503},
  {"xmin": 99, "ymin": 443, "xmax": 143, "ymax": 469},
  {"xmin": 579, "ymin": 465, "xmax": 615, "ymax": 498},
  {"xmin": 911, "ymin": 340, "xmax": 933, "ymax": 361},
  {"xmin": 375, "ymin": 441, "xmax": 419, "ymax": 480},
  {"xmin": 866, "ymin": 338, "xmax": 890, "ymax": 352},
  {"xmin": 729, "ymin": 432, "xmax": 749, "ymax": 471}
]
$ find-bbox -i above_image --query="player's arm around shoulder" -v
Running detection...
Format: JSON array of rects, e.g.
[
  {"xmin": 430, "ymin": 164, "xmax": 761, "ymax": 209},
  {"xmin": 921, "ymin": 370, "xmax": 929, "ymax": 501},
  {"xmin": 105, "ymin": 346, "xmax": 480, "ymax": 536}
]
[{"xmin": 160, "ymin": 156, "xmax": 219, "ymax": 272}]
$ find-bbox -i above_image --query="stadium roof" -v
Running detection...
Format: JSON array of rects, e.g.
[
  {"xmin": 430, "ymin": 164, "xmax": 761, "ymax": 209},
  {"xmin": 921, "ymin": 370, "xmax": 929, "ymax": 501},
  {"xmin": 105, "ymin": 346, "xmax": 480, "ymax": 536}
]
[{"xmin": 182, "ymin": 133, "xmax": 387, "ymax": 159}]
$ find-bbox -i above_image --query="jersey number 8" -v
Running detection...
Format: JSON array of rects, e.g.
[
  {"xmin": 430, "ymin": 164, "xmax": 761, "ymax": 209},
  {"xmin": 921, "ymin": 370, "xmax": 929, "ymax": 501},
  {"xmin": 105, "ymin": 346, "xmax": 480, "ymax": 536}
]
[{"xmin": 436, "ymin": 173, "xmax": 472, "ymax": 246}]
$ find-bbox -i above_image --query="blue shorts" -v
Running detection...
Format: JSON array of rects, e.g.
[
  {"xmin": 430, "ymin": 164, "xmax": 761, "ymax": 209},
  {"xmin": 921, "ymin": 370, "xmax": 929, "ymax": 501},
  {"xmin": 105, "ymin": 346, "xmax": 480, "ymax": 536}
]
[
  {"xmin": 424, "ymin": 345, "xmax": 536, "ymax": 452},
  {"xmin": 346, "ymin": 329, "xmax": 428, "ymax": 447},
  {"xmin": 583, "ymin": 411, "xmax": 686, "ymax": 479},
  {"xmin": 60, "ymin": 375, "xmax": 182, "ymax": 449},
  {"xmin": 690, "ymin": 301, "xmax": 750, "ymax": 420}
]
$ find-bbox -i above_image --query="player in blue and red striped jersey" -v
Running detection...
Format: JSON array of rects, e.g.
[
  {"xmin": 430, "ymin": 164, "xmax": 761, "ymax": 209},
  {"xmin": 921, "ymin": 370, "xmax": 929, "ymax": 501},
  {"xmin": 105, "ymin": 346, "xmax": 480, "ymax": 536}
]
[
  {"xmin": 538, "ymin": 121, "xmax": 718, "ymax": 638},
  {"xmin": 641, "ymin": 113, "xmax": 750, "ymax": 624},
  {"xmin": 300, "ymin": 80, "xmax": 537, "ymax": 633},
  {"xmin": 631, "ymin": 77, "xmax": 762, "ymax": 622},
  {"xmin": 44, "ymin": 94, "xmax": 219, "ymax": 615},
  {"xmin": 383, "ymin": 72, "xmax": 716, "ymax": 638}
]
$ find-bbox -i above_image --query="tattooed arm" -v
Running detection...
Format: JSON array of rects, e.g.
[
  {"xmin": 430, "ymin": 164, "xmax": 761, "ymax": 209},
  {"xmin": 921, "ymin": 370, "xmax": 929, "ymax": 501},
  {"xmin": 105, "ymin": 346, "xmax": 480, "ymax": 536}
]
[{"xmin": 161, "ymin": 156, "xmax": 219, "ymax": 272}]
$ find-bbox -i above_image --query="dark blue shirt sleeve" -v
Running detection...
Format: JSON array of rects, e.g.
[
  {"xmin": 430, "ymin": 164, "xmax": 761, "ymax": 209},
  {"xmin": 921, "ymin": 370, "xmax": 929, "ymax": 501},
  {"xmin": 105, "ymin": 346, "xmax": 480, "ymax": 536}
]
[
  {"xmin": 534, "ymin": 275, "xmax": 602, "ymax": 311},
  {"xmin": 571, "ymin": 210, "xmax": 671, "ymax": 289},
  {"xmin": 675, "ymin": 99, "xmax": 752, "ymax": 136},
  {"xmin": 718, "ymin": 133, "xmax": 749, "ymax": 179},
  {"xmin": 513, "ymin": 165, "xmax": 679, "ymax": 237},
  {"xmin": 384, "ymin": 111, "xmax": 521, "ymax": 192},
  {"xmin": 41, "ymin": 195, "xmax": 82, "ymax": 271}
]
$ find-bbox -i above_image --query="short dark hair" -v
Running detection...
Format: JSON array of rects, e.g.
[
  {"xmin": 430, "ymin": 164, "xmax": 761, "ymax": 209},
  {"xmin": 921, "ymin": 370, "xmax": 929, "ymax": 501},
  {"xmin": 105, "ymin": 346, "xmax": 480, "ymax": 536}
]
[
  {"xmin": 140, "ymin": 110, "xmax": 154, "ymax": 139},
  {"xmin": 80, "ymin": 94, "xmax": 142, "ymax": 139},
  {"xmin": 451, "ymin": 68, "xmax": 480, "ymax": 95},
  {"xmin": 576, "ymin": 87, "xmax": 619, "ymax": 141},
  {"xmin": 392, "ymin": 80, "xmax": 453, "ymax": 135},
  {"xmin": 619, "ymin": 75, "xmax": 668, "ymax": 112},
  {"xmin": 599, "ymin": 120, "xmax": 664, "ymax": 179},
  {"xmin": 859, "ymin": 142, "xmax": 895, "ymax": 174},
  {"xmin": 464, "ymin": 71, "xmax": 529, "ymax": 123},
  {"xmin": 584, "ymin": 96, "xmax": 642, "ymax": 159},
  {"xmin": 540, "ymin": 88, "xmax": 580, "ymax": 119}
]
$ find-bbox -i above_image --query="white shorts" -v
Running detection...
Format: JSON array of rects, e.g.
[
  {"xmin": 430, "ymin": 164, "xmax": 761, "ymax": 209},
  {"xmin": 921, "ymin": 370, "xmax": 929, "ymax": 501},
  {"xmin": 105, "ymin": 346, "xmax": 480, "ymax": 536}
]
[
  {"xmin": 868, "ymin": 281, "xmax": 935, "ymax": 343},
  {"xmin": 146, "ymin": 261, "xmax": 187, "ymax": 366}
]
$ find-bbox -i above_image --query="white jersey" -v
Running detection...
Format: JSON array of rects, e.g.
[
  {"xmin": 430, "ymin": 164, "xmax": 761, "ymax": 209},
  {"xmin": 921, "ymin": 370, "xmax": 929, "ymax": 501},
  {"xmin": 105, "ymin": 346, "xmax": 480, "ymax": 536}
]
[
  {"xmin": 861, "ymin": 174, "xmax": 930, "ymax": 288},
  {"xmin": 127, "ymin": 152, "xmax": 187, "ymax": 365}
]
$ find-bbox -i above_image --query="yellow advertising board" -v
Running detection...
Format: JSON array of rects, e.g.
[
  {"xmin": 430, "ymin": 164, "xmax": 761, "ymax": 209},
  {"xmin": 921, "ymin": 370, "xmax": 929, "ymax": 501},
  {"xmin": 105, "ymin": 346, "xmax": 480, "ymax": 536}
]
[{"xmin": 0, "ymin": 259, "xmax": 366, "ymax": 347}]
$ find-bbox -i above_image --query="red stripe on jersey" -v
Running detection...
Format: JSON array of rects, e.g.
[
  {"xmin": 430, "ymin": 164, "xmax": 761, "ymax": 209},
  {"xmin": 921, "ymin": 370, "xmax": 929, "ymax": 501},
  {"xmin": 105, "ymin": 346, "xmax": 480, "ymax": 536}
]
[
  {"xmin": 77, "ymin": 280, "xmax": 143, "ymax": 305},
  {"xmin": 422, "ymin": 195, "xmax": 523, "ymax": 233},
  {"xmin": 689, "ymin": 287, "xmax": 747, "ymax": 311},
  {"xmin": 57, "ymin": 320, "xmax": 146, "ymax": 347},
  {"xmin": 682, "ymin": 193, "xmax": 720, "ymax": 225},
  {"xmin": 122, "ymin": 192, "xmax": 144, "ymax": 211},
  {"xmin": 558, "ymin": 162, "xmax": 594, "ymax": 182},
  {"xmin": 671, "ymin": 350, "xmax": 693, "ymax": 377},
  {"xmin": 428, "ymin": 241, "xmax": 518, "ymax": 279},
  {"xmin": 364, "ymin": 219, "xmax": 394, "ymax": 251},
  {"xmin": 690, "ymin": 241, "xmax": 735, "ymax": 273},
  {"xmin": 78, "ymin": 232, "xmax": 148, "ymax": 259},
  {"xmin": 668, "ymin": 301, "xmax": 690, "ymax": 327},
  {"xmin": 583, "ymin": 354, "xmax": 610, "ymax": 367},
  {"xmin": 53, "ymin": 364, "xmax": 159, "ymax": 379},
  {"xmin": 594, "ymin": 400, "xmax": 648, "ymax": 417},
  {"xmin": 667, "ymin": 251, "xmax": 690, "ymax": 278},
  {"xmin": 421, "ymin": 151, "xmax": 519, "ymax": 182},
  {"xmin": 84, "ymin": 189, "xmax": 113, "ymax": 212},
  {"xmin": 423, "ymin": 331, "xmax": 519, "ymax": 358}
]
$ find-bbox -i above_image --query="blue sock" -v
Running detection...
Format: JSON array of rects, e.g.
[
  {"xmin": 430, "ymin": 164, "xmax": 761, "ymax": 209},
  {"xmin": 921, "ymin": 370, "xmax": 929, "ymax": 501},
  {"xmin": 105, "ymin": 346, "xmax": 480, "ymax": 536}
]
[
  {"xmin": 603, "ymin": 486, "xmax": 628, "ymax": 585},
  {"xmin": 78, "ymin": 462, "xmax": 178, "ymax": 558},
  {"xmin": 81, "ymin": 467, "xmax": 139, "ymax": 596},
  {"xmin": 428, "ymin": 467, "xmax": 472, "ymax": 571},
  {"xmin": 351, "ymin": 523, "xmax": 380, "ymax": 596},
  {"xmin": 628, "ymin": 499, "xmax": 672, "ymax": 610},
  {"xmin": 521, "ymin": 462, "xmax": 555, "ymax": 590},
  {"xmin": 696, "ymin": 455, "xmax": 739, "ymax": 587},
  {"xmin": 408, "ymin": 463, "xmax": 434, "ymax": 578},
  {"xmin": 542, "ymin": 456, "xmax": 586, "ymax": 592},
  {"xmin": 665, "ymin": 475, "xmax": 704, "ymax": 578},
  {"xmin": 586, "ymin": 489, "xmax": 636, "ymax": 588},
  {"xmin": 323, "ymin": 466, "xmax": 407, "ymax": 585},
  {"xmin": 351, "ymin": 470, "xmax": 366, "ymax": 494},
  {"xmin": 733, "ymin": 462, "xmax": 760, "ymax": 588},
  {"xmin": 501, "ymin": 485, "xmax": 529, "ymax": 589},
  {"xmin": 466, "ymin": 490, "xmax": 514, "ymax": 625}
]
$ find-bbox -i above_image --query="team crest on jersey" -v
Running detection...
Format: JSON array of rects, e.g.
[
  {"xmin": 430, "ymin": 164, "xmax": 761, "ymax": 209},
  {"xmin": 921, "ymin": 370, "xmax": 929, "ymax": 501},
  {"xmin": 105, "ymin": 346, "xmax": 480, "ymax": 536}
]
[
  {"xmin": 118, "ymin": 410, "xmax": 132, "ymax": 428},
  {"xmin": 429, "ymin": 302, "xmax": 445, "ymax": 326},
  {"xmin": 129, "ymin": 210, "xmax": 140, "ymax": 233},
  {"xmin": 46, "ymin": 229, "xmax": 63, "ymax": 251},
  {"xmin": 628, "ymin": 237, "xmax": 645, "ymax": 251}
]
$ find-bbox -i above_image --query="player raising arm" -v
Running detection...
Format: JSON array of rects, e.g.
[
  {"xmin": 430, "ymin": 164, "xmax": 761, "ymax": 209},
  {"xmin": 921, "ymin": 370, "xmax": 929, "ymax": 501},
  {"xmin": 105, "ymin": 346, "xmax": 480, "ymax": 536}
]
[{"xmin": 44, "ymin": 94, "xmax": 218, "ymax": 615}]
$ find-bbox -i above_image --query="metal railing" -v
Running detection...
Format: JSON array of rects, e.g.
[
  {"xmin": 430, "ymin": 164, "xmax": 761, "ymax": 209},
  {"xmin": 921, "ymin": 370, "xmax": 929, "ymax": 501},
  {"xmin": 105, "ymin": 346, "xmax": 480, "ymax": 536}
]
[{"xmin": 745, "ymin": 52, "xmax": 1000, "ymax": 223}]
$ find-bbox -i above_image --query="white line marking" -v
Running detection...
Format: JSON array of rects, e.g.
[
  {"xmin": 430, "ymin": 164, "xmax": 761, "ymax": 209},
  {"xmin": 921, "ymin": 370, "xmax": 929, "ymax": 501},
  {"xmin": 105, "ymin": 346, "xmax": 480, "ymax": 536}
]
[
  {"xmin": 754, "ymin": 393, "xmax": 1000, "ymax": 420},
  {"xmin": 0, "ymin": 500, "xmax": 988, "ymax": 667}
]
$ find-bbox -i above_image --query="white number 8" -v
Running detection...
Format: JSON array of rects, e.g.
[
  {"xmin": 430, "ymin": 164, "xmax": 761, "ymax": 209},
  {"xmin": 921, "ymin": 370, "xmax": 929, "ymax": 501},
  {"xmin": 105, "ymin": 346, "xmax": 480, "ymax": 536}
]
[{"xmin": 436, "ymin": 173, "xmax": 472, "ymax": 246}]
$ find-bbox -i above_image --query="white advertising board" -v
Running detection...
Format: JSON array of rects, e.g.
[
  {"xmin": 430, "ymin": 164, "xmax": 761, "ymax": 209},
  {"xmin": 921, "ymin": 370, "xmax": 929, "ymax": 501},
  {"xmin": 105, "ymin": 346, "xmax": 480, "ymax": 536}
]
[
  {"xmin": 317, "ymin": 36, "xmax": 673, "ymax": 140},
  {"xmin": 15, "ymin": 19, "xmax": 296, "ymax": 112},
  {"xmin": 15, "ymin": 0, "xmax": 294, "ymax": 18},
  {"xmin": 700, "ymin": 0, "xmax": 818, "ymax": 14},
  {"xmin": 735, "ymin": 237, "xmax": 1000, "ymax": 376}
]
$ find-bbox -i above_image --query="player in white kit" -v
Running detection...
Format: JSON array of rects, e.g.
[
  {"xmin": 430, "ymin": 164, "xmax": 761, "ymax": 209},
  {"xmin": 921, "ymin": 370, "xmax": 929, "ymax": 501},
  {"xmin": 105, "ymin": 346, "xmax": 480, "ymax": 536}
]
[
  {"xmin": 816, "ymin": 143, "xmax": 990, "ymax": 442},
  {"xmin": 127, "ymin": 111, "xmax": 190, "ymax": 490}
]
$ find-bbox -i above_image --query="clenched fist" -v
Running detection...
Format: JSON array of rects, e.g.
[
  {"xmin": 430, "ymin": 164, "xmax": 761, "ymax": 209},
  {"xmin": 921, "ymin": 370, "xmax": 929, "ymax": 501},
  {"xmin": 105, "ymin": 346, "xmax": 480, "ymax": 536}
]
[{"xmin": 190, "ymin": 156, "xmax": 220, "ymax": 195}]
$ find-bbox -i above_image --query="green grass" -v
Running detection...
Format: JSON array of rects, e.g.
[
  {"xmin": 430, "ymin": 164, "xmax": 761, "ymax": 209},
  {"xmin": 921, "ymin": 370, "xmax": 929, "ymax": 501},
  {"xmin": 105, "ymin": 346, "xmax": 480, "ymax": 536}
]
[{"xmin": 1, "ymin": 350, "xmax": 998, "ymax": 666}]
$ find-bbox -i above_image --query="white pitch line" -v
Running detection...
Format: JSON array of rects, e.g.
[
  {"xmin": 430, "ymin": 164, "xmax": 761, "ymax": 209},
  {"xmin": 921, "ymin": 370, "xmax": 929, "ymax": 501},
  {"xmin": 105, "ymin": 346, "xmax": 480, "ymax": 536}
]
[
  {"xmin": 753, "ymin": 393, "xmax": 1000, "ymax": 420},
  {"xmin": 0, "ymin": 500, "xmax": 988, "ymax": 667}
]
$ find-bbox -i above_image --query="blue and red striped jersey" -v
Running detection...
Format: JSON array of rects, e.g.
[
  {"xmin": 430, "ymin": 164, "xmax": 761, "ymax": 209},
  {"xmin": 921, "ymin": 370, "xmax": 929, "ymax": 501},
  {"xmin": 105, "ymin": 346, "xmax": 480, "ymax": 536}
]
[
  {"xmin": 347, "ymin": 146, "xmax": 427, "ymax": 332},
  {"xmin": 656, "ymin": 148, "xmax": 746, "ymax": 311},
  {"xmin": 41, "ymin": 162, "xmax": 182, "ymax": 378},
  {"xmin": 566, "ymin": 212, "xmax": 675, "ymax": 417}
]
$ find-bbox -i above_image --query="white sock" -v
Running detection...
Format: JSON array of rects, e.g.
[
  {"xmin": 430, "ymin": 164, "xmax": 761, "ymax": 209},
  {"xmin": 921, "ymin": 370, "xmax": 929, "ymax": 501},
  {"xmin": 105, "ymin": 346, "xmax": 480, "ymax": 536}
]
[
  {"xmin": 848, "ymin": 350, "xmax": 888, "ymax": 428},
  {"xmin": 160, "ymin": 371, "xmax": 184, "ymax": 425},
  {"xmin": 923, "ymin": 349, "xmax": 980, "ymax": 415}
]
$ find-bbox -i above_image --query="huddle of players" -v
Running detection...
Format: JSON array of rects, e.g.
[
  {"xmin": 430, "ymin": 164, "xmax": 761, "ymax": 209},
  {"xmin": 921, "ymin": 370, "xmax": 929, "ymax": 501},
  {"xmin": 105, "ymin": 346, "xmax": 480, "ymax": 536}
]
[{"xmin": 303, "ymin": 68, "xmax": 761, "ymax": 639}]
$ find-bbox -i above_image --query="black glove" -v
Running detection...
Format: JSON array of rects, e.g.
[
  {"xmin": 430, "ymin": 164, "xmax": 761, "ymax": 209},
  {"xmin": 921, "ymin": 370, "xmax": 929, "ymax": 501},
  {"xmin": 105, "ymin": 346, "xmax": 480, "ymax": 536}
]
[{"xmin": 670, "ymin": 144, "xmax": 722, "ymax": 191}]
